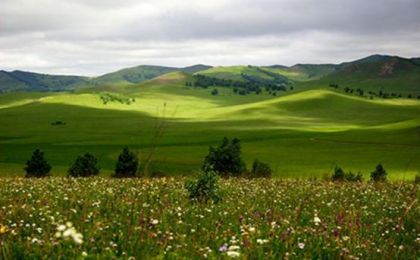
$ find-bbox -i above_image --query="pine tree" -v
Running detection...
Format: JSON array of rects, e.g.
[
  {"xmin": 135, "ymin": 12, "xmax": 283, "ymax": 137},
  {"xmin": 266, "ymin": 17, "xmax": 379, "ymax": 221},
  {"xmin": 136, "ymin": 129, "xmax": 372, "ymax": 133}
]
[
  {"xmin": 371, "ymin": 164, "xmax": 387, "ymax": 182},
  {"xmin": 114, "ymin": 148, "xmax": 139, "ymax": 178},
  {"xmin": 24, "ymin": 149, "xmax": 52, "ymax": 178}
]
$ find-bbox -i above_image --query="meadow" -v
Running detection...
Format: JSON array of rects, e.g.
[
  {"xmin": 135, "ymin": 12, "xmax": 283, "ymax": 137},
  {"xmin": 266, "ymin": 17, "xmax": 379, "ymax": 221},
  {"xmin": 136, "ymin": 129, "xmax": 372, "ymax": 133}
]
[
  {"xmin": 0, "ymin": 72, "xmax": 419, "ymax": 179},
  {"xmin": 0, "ymin": 178, "xmax": 418, "ymax": 259}
]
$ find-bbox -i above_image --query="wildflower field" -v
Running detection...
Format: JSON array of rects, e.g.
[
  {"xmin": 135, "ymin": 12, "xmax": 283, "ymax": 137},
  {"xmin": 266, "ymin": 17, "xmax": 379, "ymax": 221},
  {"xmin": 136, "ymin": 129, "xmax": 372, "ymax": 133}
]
[{"xmin": 0, "ymin": 178, "xmax": 418, "ymax": 259}]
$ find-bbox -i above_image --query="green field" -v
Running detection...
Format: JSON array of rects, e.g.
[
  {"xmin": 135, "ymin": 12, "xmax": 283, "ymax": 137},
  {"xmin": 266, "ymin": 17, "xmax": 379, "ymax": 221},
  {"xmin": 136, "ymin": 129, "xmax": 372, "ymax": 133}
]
[{"xmin": 0, "ymin": 70, "xmax": 419, "ymax": 179}]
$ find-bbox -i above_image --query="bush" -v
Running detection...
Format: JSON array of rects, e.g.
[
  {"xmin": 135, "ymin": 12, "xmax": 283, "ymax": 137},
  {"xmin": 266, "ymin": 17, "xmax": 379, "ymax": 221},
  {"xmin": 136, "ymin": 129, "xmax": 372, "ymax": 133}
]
[
  {"xmin": 185, "ymin": 169, "xmax": 221, "ymax": 203},
  {"xmin": 203, "ymin": 137, "xmax": 246, "ymax": 177},
  {"xmin": 114, "ymin": 148, "xmax": 139, "ymax": 178},
  {"xmin": 345, "ymin": 171, "xmax": 363, "ymax": 182},
  {"xmin": 24, "ymin": 149, "xmax": 52, "ymax": 178},
  {"xmin": 370, "ymin": 164, "xmax": 387, "ymax": 182},
  {"xmin": 331, "ymin": 167, "xmax": 345, "ymax": 181},
  {"xmin": 415, "ymin": 174, "xmax": 420, "ymax": 184},
  {"xmin": 331, "ymin": 167, "xmax": 363, "ymax": 182},
  {"xmin": 68, "ymin": 153, "xmax": 100, "ymax": 177},
  {"xmin": 250, "ymin": 159, "xmax": 272, "ymax": 178}
]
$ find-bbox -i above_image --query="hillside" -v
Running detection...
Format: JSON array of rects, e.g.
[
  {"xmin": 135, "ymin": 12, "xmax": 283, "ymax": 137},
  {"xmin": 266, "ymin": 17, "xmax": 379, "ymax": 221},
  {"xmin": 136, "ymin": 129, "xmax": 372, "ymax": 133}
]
[
  {"xmin": 0, "ymin": 70, "xmax": 89, "ymax": 93},
  {"xmin": 314, "ymin": 55, "xmax": 420, "ymax": 95},
  {"xmin": 93, "ymin": 65, "xmax": 179, "ymax": 86},
  {"xmin": 93, "ymin": 65, "xmax": 212, "ymax": 86}
]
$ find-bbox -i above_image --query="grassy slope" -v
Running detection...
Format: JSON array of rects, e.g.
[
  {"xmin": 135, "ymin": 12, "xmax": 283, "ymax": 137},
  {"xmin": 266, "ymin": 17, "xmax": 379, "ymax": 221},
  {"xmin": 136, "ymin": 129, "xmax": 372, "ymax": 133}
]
[{"xmin": 0, "ymin": 71, "xmax": 419, "ymax": 179}]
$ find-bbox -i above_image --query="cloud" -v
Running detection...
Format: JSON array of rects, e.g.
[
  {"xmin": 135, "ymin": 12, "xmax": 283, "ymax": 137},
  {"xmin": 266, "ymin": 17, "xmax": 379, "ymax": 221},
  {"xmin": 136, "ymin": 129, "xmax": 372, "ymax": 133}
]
[{"xmin": 0, "ymin": 0, "xmax": 419, "ymax": 75}]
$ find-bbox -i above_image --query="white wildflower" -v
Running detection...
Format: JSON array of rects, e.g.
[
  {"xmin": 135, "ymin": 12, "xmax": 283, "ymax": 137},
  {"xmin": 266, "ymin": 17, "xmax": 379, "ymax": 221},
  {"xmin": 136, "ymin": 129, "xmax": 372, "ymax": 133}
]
[
  {"xmin": 228, "ymin": 245, "xmax": 240, "ymax": 251},
  {"xmin": 298, "ymin": 242, "xmax": 305, "ymax": 249},
  {"xmin": 314, "ymin": 216, "xmax": 321, "ymax": 226},
  {"xmin": 227, "ymin": 251, "xmax": 240, "ymax": 258},
  {"xmin": 257, "ymin": 238, "xmax": 269, "ymax": 245},
  {"xmin": 57, "ymin": 225, "xmax": 66, "ymax": 231}
]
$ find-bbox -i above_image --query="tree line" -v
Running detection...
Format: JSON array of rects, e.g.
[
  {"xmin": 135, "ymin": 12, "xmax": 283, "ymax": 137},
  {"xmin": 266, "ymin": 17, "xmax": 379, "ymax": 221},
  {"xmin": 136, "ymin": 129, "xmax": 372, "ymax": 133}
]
[
  {"xmin": 22, "ymin": 137, "xmax": 417, "ymax": 187},
  {"xmin": 186, "ymin": 73, "xmax": 291, "ymax": 96},
  {"xmin": 22, "ymin": 138, "xmax": 271, "ymax": 179},
  {"xmin": 24, "ymin": 148, "xmax": 140, "ymax": 178},
  {"xmin": 329, "ymin": 83, "xmax": 420, "ymax": 99}
]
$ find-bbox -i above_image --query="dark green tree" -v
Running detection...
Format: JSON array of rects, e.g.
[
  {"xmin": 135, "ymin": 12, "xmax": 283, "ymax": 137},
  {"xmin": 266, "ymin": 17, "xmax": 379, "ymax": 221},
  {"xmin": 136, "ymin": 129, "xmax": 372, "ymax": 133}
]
[
  {"xmin": 211, "ymin": 89, "xmax": 219, "ymax": 96},
  {"xmin": 370, "ymin": 164, "xmax": 387, "ymax": 182},
  {"xmin": 68, "ymin": 153, "xmax": 100, "ymax": 177},
  {"xmin": 114, "ymin": 148, "xmax": 139, "ymax": 178},
  {"xmin": 24, "ymin": 149, "xmax": 51, "ymax": 178},
  {"xmin": 203, "ymin": 137, "xmax": 246, "ymax": 177},
  {"xmin": 250, "ymin": 159, "xmax": 272, "ymax": 178}
]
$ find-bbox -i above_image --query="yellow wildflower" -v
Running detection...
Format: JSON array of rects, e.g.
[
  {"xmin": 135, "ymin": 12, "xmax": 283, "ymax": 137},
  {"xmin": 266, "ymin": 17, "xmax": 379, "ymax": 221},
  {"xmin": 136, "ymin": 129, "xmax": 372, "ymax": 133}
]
[{"xmin": 0, "ymin": 224, "xmax": 9, "ymax": 234}]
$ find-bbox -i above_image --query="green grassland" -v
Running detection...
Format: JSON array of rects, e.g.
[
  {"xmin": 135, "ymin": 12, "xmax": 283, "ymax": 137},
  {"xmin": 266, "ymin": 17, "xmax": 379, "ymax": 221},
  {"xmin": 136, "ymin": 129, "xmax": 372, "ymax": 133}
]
[{"xmin": 0, "ymin": 70, "xmax": 419, "ymax": 179}]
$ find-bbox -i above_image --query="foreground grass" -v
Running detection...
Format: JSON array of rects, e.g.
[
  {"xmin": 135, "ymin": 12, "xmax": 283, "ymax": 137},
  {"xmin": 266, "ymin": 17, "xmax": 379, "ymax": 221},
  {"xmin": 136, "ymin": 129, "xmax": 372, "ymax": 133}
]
[{"xmin": 0, "ymin": 178, "xmax": 418, "ymax": 259}]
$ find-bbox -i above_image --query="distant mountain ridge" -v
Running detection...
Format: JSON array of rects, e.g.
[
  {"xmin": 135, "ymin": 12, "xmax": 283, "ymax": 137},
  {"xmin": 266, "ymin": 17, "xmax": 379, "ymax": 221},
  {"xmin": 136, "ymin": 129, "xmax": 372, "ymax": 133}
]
[
  {"xmin": 0, "ymin": 70, "xmax": 89, "ymax": 92},
  {"xmin": 0, "ymin": 64, "xmax": 212, "ymax": 93},
  {"xmin": 1, "ymin": 55, "xmax": 419, "ymax": 93}
]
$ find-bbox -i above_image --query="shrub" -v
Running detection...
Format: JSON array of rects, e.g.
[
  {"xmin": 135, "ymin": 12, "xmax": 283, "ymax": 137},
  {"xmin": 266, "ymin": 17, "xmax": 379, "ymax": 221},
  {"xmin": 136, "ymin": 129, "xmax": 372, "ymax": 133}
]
[
  {"xmin": 203, "ymin": 137, "xmax": 246, "ymax": 177},
  {"xmin": 331, "ymin": 167, "xmax": 363, "ymax": 182},
  {"xmin": 114, "ymin": 148, "xmax": 139, "ymax": 178},
  {"xmin": 68, "ymin": 153, "xmax": 100, "ymax": 177},
  {"xmin": 370, "ymin": 164, "xmax": 387, "ymax": 182},
  {"xmin": 24, "ymin": 149, "xmax": 51, "ymax": 178},
  {"xmin": 345, "ymin": 171, "xmax": 363, "ymax": 182},
  {"xmin": 415, "ymin": 174, "xmax": 420, "ymax": 184},
  {"xmin": 250, "ymin": 159, "xmax": 272, "ymax": 178},
  {"xmin": 331, "ymin": 167, "xmax": 345, "ymax": 181},
  {"xmin": 185, "ymin": 169, "xmax": 221, "ymax": 203}
]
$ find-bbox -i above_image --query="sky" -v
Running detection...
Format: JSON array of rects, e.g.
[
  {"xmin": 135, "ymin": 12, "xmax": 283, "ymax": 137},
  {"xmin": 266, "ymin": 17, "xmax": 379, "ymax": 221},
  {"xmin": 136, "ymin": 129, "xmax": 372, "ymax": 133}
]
[{"xmin": 0, "ymin": 0, "xmax": 419, "ymax": 76}]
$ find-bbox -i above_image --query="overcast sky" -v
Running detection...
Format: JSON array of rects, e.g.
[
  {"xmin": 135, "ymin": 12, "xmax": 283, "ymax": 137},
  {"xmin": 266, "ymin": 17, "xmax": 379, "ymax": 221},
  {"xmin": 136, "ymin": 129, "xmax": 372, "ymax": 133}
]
[{"xmin": 0, "ymin": 0, "xmax": 419, "ymax": 76}]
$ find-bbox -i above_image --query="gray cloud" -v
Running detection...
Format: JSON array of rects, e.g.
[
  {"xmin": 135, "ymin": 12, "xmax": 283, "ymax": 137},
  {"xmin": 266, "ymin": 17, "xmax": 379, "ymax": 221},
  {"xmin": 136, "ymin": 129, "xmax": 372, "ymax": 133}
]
[{"xmin": 0, "ymin": 0, "xmax": 419, "ymax": 75}]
